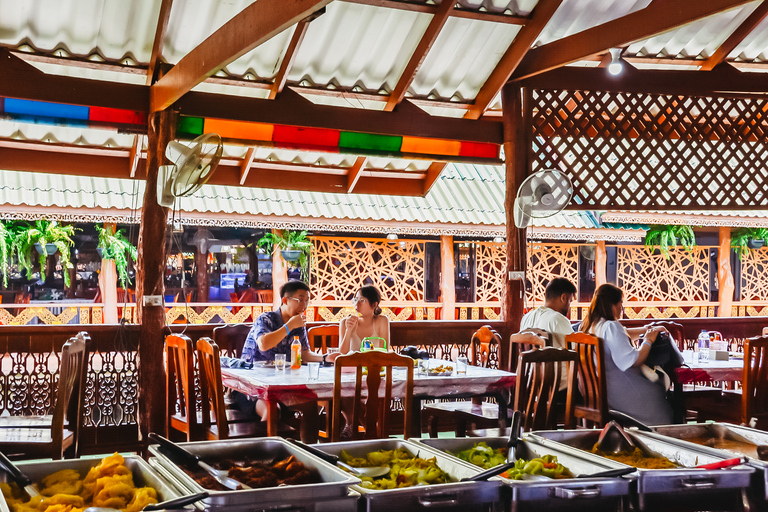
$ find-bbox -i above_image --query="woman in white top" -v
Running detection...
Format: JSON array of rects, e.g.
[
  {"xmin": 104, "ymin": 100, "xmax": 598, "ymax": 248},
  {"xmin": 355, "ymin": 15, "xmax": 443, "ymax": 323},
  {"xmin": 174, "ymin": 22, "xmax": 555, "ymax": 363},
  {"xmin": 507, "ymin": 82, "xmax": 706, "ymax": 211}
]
[
  {"xmin": 580, "ymin": 284, "xmax": 674, "ymax": 426},
  {"xmin": 339, "ymin": 285, "xmax": 391, "ymax": 353}
]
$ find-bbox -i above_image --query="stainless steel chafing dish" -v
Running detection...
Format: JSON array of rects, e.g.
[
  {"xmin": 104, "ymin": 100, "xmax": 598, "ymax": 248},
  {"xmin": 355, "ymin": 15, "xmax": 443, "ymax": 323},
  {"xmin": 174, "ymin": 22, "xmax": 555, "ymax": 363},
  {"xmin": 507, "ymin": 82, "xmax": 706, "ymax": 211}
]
[
  {"xmin": 636, "ymin": 423, "xmax": 768, "ymax": 501},
  {"xmin": 530, "ymin": 429, "xmax": 755, "ymax": 510},
  {"xmin": 0, "ymin": 455, "xmax": 180, "ymax": 512},
  {"xmin": 315, "ymin": 439, "xmax": 502, "ymax": 512},
  {"xmin": 148, "ymin": 437, "xmax": 360, "ymax": 511},
  {"xmin": 412, "ymin": 436, "xmax": 630, "ymax": 512}
]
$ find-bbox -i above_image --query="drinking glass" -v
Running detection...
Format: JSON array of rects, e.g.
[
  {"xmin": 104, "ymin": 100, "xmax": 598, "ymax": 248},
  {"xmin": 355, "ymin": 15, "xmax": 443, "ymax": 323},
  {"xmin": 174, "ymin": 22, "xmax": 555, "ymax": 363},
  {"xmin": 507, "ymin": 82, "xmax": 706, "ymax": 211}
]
[
  {"xmin": 456, "ymin": 356, "xmax": 469, "ymax": 375},
  {"xmin": 307, "ymin": 361, "xmax": 321, "ymax": 380},
  {"xmin": 418, "ymin": 359, "xmax": 430, "ymax": 376},
  {"xmin": 275, "ymin": 353, "xmax": 286, "ymax": 371}
]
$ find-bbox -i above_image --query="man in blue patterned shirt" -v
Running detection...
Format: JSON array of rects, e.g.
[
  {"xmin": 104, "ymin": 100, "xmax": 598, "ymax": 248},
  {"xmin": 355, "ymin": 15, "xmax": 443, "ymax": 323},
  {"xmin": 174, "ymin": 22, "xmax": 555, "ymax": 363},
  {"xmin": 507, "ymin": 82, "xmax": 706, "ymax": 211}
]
[{"xmin": 238, "ymin": 280, "xmax": 324, "ymax": 441}]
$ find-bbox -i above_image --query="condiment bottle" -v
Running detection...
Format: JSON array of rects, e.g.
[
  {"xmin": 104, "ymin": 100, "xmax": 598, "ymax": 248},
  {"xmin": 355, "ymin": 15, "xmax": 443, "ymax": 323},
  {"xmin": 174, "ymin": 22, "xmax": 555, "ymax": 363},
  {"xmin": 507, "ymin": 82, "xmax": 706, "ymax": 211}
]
[{"xmin": 290, "ymin": 336, "xmax": 302, "ymax": 369}]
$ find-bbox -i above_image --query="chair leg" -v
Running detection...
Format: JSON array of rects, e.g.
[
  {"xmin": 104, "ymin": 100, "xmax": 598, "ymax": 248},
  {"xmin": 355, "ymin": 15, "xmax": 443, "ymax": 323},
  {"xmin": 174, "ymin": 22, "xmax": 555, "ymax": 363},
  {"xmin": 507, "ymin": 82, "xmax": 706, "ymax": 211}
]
[
  {"xmin": 455, "ymin": 418, "xmax": 467, "ymax": 437},
  {"xmin": 428, "ymin": 414, "xmax": 440, "ymax": 438}
]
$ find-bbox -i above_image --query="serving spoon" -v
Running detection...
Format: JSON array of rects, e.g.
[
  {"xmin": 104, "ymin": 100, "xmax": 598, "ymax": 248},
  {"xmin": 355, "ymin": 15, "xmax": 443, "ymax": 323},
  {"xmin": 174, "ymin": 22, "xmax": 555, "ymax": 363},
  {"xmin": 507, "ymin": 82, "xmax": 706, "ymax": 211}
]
[{"xmin": 287, "ymin": 438, "xmax": 390, "ymax": 478}]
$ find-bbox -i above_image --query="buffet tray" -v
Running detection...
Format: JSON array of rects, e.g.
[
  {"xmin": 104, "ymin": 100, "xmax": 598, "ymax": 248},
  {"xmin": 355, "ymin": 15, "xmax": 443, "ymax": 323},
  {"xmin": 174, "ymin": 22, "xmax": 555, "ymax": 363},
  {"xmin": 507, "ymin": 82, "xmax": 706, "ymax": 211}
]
[
  {"xmin": 148, "ymin": 437, "xmax": 360, "ymax": 509},
  {"xmin": 637, "ymin": 423, "xmax": 768, "ymax": 500},
  {"xmin": 0, "ymin": 454, "xmax": 181, "ymax": 512},
  {"xmin": 315, "ymin": 439, "xmax": 502, "ymax": 512},
  {"xmin": 530, "ymin": 429, "xmax": 754, "ymax": 510},
  {"xmin": 412, "ymin": 436, "xmax": 630, "ymax": 512}
]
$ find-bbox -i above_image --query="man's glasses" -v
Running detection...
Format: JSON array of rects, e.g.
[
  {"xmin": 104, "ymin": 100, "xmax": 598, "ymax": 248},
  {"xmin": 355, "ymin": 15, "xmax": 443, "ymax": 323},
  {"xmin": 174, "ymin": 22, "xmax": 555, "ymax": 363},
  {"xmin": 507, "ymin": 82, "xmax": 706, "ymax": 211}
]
[{"xmin": 289, "ymin": 297, "xmax": 311, "ymax": 306}]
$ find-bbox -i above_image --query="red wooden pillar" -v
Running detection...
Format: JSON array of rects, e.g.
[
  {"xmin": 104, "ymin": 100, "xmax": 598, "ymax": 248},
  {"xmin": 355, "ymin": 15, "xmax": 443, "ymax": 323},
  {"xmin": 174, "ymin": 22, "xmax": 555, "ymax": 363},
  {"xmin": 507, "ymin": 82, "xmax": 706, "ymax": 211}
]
[
  {"xmin": 100, "ymin": 223, "xmax": 119, "ymax": 324},
  {"xmin": 718, "ymin": 227, "xmax": 735, "ymax": 317},
  {"xmin": 136, "ymin": 109, "xmax": 175, "ymax": 440},
  {"xmin": 440, "ymin": 235, "xmax": 455, "ymax": 320},
  {"xmin": 194, "ymin": 228, "xmax": 209, "ymax": 303},
  {"xmin": 272, "ymin": 230, "xmax": 288, "ymax": 310},
  {"xmin": 501, "ymin": 83, "xmax": 530, "ymax": 369}
]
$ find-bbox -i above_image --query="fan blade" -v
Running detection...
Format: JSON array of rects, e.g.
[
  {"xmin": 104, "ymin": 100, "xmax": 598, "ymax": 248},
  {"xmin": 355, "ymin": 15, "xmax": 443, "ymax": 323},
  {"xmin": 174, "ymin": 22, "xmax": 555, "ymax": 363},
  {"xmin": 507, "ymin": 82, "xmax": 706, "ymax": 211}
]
[
  {"xmin": 514, "ymin": 197, "xmax": 532, "ymax": 229},
  {"xmin": 165, "ymin": 141, "xmax": 193, "ymax": 166},
  {"xmin": 157, "ymin": 165, "xmax": 177, "ymax": 207}
]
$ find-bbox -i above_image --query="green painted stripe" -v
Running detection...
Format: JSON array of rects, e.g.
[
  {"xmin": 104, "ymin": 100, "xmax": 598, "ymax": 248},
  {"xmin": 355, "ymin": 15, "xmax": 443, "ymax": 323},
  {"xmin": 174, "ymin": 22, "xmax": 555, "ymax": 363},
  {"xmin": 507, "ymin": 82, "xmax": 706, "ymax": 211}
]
[
  {"xmin": 178, "ymin": 116, "xmax": 204, "ymax": 135},
  {"xmin": 339, "ymin": 131, "xmax": 402, "ymax": 152}
]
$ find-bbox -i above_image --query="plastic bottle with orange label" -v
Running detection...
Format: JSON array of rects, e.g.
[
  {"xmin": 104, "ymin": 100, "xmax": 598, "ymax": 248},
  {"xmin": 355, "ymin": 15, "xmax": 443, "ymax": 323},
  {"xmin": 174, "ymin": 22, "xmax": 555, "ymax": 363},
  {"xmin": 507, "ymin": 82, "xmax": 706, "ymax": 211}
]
[{"xmin": 290, "ymin": 337, "xmax": 302, "ymax": 369}]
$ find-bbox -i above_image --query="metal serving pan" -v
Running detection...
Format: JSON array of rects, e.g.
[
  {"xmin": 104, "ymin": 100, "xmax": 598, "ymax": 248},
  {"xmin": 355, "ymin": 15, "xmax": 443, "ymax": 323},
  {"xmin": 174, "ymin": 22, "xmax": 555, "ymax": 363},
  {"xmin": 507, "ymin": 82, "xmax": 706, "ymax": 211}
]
[
  {"xmin": 530, "ymin": 429, "xmax": 754, "ymax": 511},
  {"xmin": 148, "ymin": 437, "xmax": 360, "ymax": 509},
  {"xmin": 315, "ymin": 439, "xmax": 502, "ymax": 512},
  {"xmin": 0, "ymin": 454, "xmax": 181, "ymax": 512},
  {"xmin": 636, "ymin": 423, "xmax": 768, "ymax": 501},
  {"xmin": 412, "ymin": 436, "xmax": 630, "ymax": 512}
]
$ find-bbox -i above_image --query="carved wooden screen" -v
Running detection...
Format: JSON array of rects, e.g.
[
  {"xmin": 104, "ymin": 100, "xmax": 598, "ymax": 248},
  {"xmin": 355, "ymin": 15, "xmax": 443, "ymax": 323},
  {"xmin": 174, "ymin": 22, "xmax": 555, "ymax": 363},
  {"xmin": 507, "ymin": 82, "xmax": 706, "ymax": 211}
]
[
  {"xmin": 526, "ymin": 243, "xmax": 579, "ymax": 303},
  {"xmin": 740, "ymin": 247, "xmax": 768, "ymax": 301},
  {"xmin": 311, "ymin": 237, "xmax": 425, "ymax": 302},
  {"xmin": 531, "ymin": 90, "xmax": 768, "ymax": 209},
  {"xmin": 475, "ymin": 242, "xmax": 505, "ymax": 303},
  {"xmin": 617, "ymin": 246, "xmax": 711, "ymax": 303}
]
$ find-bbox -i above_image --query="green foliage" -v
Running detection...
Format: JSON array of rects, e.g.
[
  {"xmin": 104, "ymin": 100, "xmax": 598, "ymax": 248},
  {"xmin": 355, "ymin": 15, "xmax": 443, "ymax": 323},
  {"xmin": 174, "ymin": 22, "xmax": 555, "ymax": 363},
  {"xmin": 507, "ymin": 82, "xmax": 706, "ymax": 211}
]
[
  {"xmin": 0, "ymin": 222, "xmax": 11, "ymax": 288},
  {"xmin": 731, "ymin": 227, "xmax": 768, "ymax": 260},
  {"xmin": 644, "ymin": 224, "xmax": 696, "ymax": 260},
  {"xmin": 95, "ymin": 226, "xmax": 138, "ymax": 288},
  {"xmin": 10, "ymin": 220, "xmax": 79, "ymax": 287},
  {"xmin": 254, "ymin": 230, "xmax": 311, "ymax": 281}
]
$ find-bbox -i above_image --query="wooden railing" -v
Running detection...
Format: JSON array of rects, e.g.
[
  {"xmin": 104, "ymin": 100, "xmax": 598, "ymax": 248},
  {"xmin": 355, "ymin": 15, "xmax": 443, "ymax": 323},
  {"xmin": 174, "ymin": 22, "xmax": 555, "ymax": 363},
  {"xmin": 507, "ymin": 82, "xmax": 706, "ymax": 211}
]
[{"xmin": 0, "ymin": 303, "xmax": 105, "ymax": 325}]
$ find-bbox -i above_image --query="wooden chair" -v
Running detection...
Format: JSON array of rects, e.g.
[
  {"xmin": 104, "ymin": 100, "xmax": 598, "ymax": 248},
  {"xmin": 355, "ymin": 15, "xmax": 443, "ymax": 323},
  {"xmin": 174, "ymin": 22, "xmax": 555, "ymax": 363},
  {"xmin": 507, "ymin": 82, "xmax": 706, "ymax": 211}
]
[
  {"xmin": 212, "ymin": 324, "xmax": 252, "ymax": 358},
  {"xmin": 307, "ymin": 324, "xmax": 339, "ymax": 352},
  {"xmin": 566, "ymin": 332, "xmax": 609, "ymax": 428},
  {"xmin": 0, "ymin": 332, "xmax": 88, "ymax": 459},
  {"xmin": 648, "ymin": 320, "xmax": 686, "ymax": 351},
  {"xmin": 331, "ymin": 351, "xmax": 413, "ymax": 442},
  {"xmin": 742, "ymin": 335, "xmax": 768, "ymax": 429},
  {"xmin": 425, "ymin": 326, "xmax": 505, "ymax": 438},
  {"xmin": 515, "ymin": 347, "xmax": 577, "ymax": 432},
  {"xmin": 166, "ymin": 334, "xmax": 202, "ymax": 441}
]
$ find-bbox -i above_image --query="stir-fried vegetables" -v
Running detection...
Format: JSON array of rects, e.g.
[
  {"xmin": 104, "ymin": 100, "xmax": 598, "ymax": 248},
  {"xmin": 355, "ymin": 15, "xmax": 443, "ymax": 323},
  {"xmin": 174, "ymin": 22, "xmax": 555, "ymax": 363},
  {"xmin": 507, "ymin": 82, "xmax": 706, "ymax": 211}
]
[
  {"xmin": 500, "ymin": 454, "xmax": 573, "ymax": 480},
  {"xmin": 451, "ymin": 442, "xmax": 508, "ymax": 470},
  {"xmin": 339, "ymin": 448, "xmax": 452, "ymax": 489}
]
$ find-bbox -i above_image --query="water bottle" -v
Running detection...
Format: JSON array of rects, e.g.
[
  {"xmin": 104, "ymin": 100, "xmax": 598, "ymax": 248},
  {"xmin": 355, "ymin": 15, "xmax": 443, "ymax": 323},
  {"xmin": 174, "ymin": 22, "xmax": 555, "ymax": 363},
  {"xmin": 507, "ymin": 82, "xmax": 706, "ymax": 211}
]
[
  {"xmin": 290, "ymin": 336, "xmax": 302, "ymax": 369},
  {"xmin": 697, "ymin": 330, "xmax": 710, "ymax": 364}
]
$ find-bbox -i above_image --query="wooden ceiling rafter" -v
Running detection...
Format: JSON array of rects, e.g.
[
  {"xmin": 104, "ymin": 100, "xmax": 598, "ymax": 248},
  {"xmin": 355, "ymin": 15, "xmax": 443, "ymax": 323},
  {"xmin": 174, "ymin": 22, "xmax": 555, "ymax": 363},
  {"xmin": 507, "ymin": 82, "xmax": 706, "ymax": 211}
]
[
  {"xmin": 340, "ymin": 0, "xmax": 528, "ymax": 25},
  {"xmin": 150, "ymin": 0, "xmax": 332, "ymax": 112},
  {"xmin": 239, "ymin": 147, "xmax": 257, "ymax": 185},
  {"xmin": 346, "ymin": 156, "xmax": 368, "ymax": 193},
  {"xmin": 146, "ymin": 0, "xmax": 174, "ymax": 86},
  {"xmin": 464, "ymin": 0, "xmax": 563, "ymax": 120},
  {"xmin": 511, "ymin": 0, "xmax": 755, "ymax": 81},
  {"xmin": 385, "ymin": 0, "xmax": 454, "ymax": 112},
  {"xmin": 422, "ymin": 161, "xmax": 447, "ymax": 196},
  {"xmin": 700, "ymin": 0, "xmax": 768, "ymax": 71},
  {"xmin": 270, "ymin": 20, "xmax": 310, "ymax": 100},
  {"xmin": 129, "ymin": 135, "xmax": 145, "ymax": 178}
]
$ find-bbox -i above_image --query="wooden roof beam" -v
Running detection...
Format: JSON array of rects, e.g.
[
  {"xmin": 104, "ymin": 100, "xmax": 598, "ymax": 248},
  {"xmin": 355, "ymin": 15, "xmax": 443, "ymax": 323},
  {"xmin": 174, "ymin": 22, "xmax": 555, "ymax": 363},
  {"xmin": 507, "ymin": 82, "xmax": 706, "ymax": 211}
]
[
  {"xmin": 700, "ymin": 1, "xmax": 768, "ymax": 71},
  {"xmin": 147, "ymin": 0, "xmax": 174, "ymax": 85},
  {"xmin": 346, "ymin": 156, "xmax": 368, "ymax": 193},
  {"xmin": 270, "ymin": 20, "xmax": 311, "ymax": 99},
  {"xmin": 129, "ymin": 135, "xmax": 145, "ymax": 177},
  {"xmin": 385, "ymin": 0, "xmax": 454, "ymax": 111},
  {"xmin": 422, "ymin": 161, "xmax": 446, "ymax": 196},
  {"xmin": 465, "ymin": 0, "xmax": 563, "ymax": 120},
  {"xmin": 150, "ymin": 0, "xmax": 332, "ymax": 112},
  {"xmin": 239, "ymin": 147, "xmax": 256, "ymax": 185},
  {"xmin": 511, "ymin": 0, "xmax": 754, "ymax": 80},
  {"xmin": 340, "ymin": 0, "xmax": 528, "ymax": 25}
]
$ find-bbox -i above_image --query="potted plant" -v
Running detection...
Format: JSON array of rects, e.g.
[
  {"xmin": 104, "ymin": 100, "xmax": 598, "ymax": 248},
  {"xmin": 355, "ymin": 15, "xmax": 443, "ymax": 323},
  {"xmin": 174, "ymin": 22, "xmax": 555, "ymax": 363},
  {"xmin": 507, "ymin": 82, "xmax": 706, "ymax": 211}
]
[
  {"xmin": 11, "ymin": 220, "xmax": 79, "ymax": 286},
  {"xmin": 0, "ymin": 221, "xmax": 10, "ymax": 287},
  {"xmin": 95, "ymin": 225, "xmax": 138, "ymax": 288},
  {"xmin": 731, "ymin": 227, "xmax": 768, "ymax": 259},
  {"xmin": 644, "ymin": 224, "xmax": 696, "ymax": 260},
  {"xmin": 254, "ymin": 230, "xmax": 311, "ymax": 280}
]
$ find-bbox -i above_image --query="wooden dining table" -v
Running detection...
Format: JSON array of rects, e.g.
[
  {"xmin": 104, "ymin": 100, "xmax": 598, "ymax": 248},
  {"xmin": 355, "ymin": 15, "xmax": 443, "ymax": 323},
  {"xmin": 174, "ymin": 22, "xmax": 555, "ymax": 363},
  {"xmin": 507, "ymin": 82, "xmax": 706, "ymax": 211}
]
[
  {"xmin": 672, "ymin": 355, "xmax": 744, "ymax": 423},
  {"xmin": 221, "ymin": 358, "xmax": 517, "ymax": 438}
]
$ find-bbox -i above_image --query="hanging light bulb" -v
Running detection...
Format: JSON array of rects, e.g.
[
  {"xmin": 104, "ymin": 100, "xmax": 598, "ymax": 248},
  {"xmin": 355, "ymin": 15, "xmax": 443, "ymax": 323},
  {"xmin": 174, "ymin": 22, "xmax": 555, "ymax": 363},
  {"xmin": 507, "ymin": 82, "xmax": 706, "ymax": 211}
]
[
  {"xmin": 386, "ymin": 233, "xmax": 398, "ymax": 241},
  {"xmin": 608, "ymin": 48, "xmax": 623, "ymax": 76},
  {"xmin": 493, "ymin": 237, "xmax": 505, "ymax": 243}
]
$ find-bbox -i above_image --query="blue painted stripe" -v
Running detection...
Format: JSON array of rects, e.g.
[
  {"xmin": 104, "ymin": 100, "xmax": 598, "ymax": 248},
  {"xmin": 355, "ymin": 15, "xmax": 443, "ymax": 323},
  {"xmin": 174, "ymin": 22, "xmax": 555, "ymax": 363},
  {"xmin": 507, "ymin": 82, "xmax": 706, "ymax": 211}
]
[{"xmin": 3, "ymin": 98, "xmax": 90, "ymax": 120}]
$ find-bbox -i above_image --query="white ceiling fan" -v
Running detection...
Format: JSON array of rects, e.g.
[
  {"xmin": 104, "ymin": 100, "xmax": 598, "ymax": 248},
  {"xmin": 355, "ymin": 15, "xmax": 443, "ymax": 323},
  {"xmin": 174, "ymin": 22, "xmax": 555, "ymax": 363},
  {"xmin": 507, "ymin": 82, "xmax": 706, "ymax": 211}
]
[{"xmin": 157, "ymin": 133, "xmax": 223, "ymax": 207}]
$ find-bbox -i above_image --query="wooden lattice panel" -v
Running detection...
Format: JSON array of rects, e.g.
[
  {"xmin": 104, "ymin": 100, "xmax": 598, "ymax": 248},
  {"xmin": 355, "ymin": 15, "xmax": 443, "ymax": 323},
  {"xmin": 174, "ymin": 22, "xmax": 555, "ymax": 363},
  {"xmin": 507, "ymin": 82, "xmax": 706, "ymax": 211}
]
[
  {"xmin": 311, "ymin": 237, "xmax": 425, "ymax": 302},
  {"xmin": 740, "ymin": 247, "xmax": 768, "ymax": 301},
  {"xmin": 526, "ymin": 243, "xmax": 579, "ymax": 303},
  {"xmin": 617, "ymin": 246, "xmax": 710, "ymax": 302},
  {"xmin": 532, "ymin": 90, "xmax": 768, "ymax": 209},
  {"xmin": 475, "ymin": 242, "xmax": 506, "ymax": 303}
]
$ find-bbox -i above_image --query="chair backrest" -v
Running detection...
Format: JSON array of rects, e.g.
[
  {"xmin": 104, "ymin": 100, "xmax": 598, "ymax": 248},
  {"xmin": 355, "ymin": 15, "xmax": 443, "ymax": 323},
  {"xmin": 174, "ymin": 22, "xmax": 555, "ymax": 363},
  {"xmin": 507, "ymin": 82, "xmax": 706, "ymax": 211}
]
[
  {"xmin": 743, "ymin": 335, "xmax": 768, "ymax": 429},
  {"xmin": 470, "ymin": 325, "xmax": 501, "ymax": 368},
  {"xmin": 53, "ymin": 332, "xmax": 88, "ymax": 457},
  {"xmin": 196, "ymin": 337, "xmax": 229, "ymax": 440},
  {"xmin": 565, "ymin": 332, "xmax": 609, "ymax": 428},
  {"xmin": 509, "ymin": 329, "xmax": 550, "ymax": 368},
  {"xmin": 307, "ymin": 325, "xmax": 339, "ymax": 352},
  {"xmin": 212, "ymin": 324, "xmax": 252, "ymax": 358},
  {"xmin": 165, "ymin": 334, "xmax": 198, "ymax": 440},
  {"xmin": 648, "ymin": 321, "xmax": 686, "ymax": 351},
  {"xmin": 332, "ymin": 351, "xmax": 413, "ymax": 442},
  {"xmin": 514, "ymin": 347, "xmax": 578, "ymax": 432}
]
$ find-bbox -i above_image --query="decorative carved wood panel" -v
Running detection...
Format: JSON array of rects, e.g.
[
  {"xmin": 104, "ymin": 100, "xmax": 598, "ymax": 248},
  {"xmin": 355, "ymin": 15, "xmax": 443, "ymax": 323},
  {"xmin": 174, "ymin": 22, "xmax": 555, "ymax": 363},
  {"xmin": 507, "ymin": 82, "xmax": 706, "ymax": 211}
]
[
  {"xmin": 532, "ymin": 90, "xmax": 768, "ymax": 209},
  {"xmin": 617, "ymin": 246, "xmax": 711, "ymax": 302},
  {"xmin": 526, "ymin": 243, "xmax": 580, "ymax": 303},
  {"xmin": 475, "ymin": 242, "xmax": 506, "ymax": 303},
  {"xmin": 740, "ymin": 247, "xmax": 768, "ymax": 301},
  {"xmin": 311, "ymin": 237, "xmax": 425, "ymax": 302}
]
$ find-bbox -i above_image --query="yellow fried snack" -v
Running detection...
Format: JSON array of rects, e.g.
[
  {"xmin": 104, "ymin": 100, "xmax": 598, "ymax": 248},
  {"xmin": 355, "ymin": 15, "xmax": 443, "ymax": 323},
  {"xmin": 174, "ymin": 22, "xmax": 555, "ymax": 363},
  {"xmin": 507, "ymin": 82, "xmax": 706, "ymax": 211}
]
[
  {"xmin": 42, "ymin": 494, "xmax": 84, "ymax": 508},
  {"xmin": 40, "ymin": 470, "xmax": 83, "ymax": 497},
  {"xmin": 124, "ymin": 487, "xmax": 158, "ymax": 512}
]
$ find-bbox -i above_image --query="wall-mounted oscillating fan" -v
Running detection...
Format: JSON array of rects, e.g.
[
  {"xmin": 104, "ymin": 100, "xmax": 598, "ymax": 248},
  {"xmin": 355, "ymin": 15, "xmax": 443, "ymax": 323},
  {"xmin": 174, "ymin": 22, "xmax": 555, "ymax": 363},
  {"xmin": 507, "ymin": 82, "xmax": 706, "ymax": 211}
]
[
  {"xmin": 191, "ymin": 228, "xmax": 215, "ymax": 254},
  {"xmin": 514, "ymin": 169, "xmax": 574, "ymax": 228},
  {"xmin": 157, "ymin": 133, "xmax": 223, "ymax": 207}
]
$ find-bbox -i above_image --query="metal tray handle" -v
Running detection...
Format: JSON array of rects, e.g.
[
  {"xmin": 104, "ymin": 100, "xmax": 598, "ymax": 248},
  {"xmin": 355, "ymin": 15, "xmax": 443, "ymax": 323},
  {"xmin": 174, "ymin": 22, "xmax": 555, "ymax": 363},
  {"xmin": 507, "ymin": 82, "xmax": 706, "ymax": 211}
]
[
  {"xmin": 680, "ymin": 478, "xmax": 716, "ymax": 489},
  {"xmin": 416, "ymin": 494, "xmax": 459, "ymax": 507},
  {"xmin": 553, "ymin": 486, "xmax": 602, "ymax": 499}
]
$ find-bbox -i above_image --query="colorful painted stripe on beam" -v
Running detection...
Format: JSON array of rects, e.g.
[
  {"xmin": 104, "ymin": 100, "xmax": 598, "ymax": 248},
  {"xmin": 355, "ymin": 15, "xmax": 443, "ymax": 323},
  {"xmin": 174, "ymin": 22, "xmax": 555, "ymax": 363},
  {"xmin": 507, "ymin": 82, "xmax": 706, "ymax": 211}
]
[
  {"xmin": 177, "ymin": 116, "xmax": 499, "ymax": 161},
  {"xmin": 0, "ymin": 98, "xmax": 147, "ymax": 129}
]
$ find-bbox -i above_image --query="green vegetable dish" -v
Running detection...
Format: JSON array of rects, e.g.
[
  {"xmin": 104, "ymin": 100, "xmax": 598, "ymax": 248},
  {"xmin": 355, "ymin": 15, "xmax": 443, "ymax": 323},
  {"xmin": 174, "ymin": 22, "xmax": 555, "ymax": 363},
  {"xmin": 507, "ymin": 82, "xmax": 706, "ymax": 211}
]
[
  {"xmin": 339, "ymin": 448, "xmax": 452, "ymax": 489},
  {"xmin": 501, "ymin": 454, "xmax": 573, "ymax": 480},
  {"xmin": 452, "ymin": 442, "xmax": 508, "ymax": 470}
]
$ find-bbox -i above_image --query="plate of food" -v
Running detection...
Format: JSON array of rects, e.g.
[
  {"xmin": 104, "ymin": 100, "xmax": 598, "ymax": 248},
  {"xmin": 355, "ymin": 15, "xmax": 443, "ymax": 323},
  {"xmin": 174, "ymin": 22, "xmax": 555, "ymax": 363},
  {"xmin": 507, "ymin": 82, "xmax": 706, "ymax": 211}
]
[
  {"xmin": 255, "ymin": 360, "xmax": 276, "ymax": 368},
  {"xmin": 428, "ymin": 364, "xmax": 453, "ymax": 376}
]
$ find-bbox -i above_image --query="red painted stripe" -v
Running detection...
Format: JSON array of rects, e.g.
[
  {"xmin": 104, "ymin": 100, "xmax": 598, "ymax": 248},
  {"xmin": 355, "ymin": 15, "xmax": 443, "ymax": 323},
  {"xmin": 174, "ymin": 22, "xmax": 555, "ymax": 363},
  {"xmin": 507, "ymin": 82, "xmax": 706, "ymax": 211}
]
[
  {"xmin": 90, "ymin": 107, "xmax": 147, "ymax": 125},
  {"xmin": 272, "ymin": 125, "xmax": 340, "ymax": 148}
]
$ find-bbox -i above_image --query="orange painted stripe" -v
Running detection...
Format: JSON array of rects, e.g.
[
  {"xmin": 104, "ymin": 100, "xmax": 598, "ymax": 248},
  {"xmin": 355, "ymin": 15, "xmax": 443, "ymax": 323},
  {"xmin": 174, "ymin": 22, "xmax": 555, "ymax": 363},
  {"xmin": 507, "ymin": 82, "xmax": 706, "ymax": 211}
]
[
  {"xmin": 400, "ymin": 136, "xmax": 461, "ymax": 156},
  {"xmin": 204, "ymin": 118, "xmax": 274, "ymax": 141}
]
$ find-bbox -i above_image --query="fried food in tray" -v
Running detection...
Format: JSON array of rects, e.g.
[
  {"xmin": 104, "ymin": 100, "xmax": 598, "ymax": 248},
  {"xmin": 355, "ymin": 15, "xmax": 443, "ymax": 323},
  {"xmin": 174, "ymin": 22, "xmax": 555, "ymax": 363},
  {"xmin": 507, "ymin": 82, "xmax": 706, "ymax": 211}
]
[
  {"xmin": 180, "ymin": 455, "xmax": 319, "ymax": 491},
  {"xmin": 0, "ymin": 453, "xmax": 158, "ymax": 512}
]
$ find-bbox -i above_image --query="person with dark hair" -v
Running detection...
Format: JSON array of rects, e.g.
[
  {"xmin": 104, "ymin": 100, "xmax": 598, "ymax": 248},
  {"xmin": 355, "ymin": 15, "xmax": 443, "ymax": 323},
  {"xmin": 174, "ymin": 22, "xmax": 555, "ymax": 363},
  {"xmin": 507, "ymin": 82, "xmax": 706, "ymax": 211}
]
[
  {"xmin": 238, "ymin": 279, "xmax": 324, "ymax": 441},
  {"xmin": 338, "ymin": 285, "xmax": 390, "ymax": 354},
  {"xmin": 580, "ymin": 283, "xmax": 673, "ymax": 425}
]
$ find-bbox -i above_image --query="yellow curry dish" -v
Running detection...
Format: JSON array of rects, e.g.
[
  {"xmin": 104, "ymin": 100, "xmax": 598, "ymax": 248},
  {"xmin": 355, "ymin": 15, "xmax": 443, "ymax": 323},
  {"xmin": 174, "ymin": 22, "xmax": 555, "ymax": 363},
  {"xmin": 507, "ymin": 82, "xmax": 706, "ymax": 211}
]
[{"xmin": 591, "ymin": 444, "xmax": 679, "ymax": 469}]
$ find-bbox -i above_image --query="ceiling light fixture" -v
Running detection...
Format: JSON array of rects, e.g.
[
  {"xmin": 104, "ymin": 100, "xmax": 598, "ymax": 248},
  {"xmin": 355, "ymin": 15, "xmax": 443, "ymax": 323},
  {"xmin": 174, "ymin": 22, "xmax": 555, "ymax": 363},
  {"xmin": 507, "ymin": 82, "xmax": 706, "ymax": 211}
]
[
  {"xmin": 493, "ymin": 237, "xmax": 505, "ymax": 243},
  {"xmin": 386, "ymin": 233, "xmax": 398, "ymax": 241},
  {"xmin": 608, "ymin": 48, "xmax": 623, "ymax": 76}
]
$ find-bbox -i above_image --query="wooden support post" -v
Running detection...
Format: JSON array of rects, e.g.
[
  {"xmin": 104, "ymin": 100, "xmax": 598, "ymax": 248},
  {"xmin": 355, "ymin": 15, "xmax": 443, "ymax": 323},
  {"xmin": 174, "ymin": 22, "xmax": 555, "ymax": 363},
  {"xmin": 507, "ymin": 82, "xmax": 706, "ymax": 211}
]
[
  {"xmin": 440, "ymin": 235, "xmax": 455, "ymax": 320},
  {"xmin": 100, "ymin": 223, "xmax": 119, "ymax": 324},
  {"xmin": 66, "ymin": 251, "xmax": 77, "ymax": 299},
  {"xmin": 194, "ymin": 229, "xmax": 209, "ymax": 303},
  {"xmin": 595, "ymin": 240, "xmax": 607, "ymax": 288},
  {"xmin": 272, "ymin": 230, "xmax": 288, "ymax": 310},
  {"xmin": 718, "ymin": 227, "xmax": 735, "ymax": 317},
  {"xmin": 136, "ymin": 109, "xmax": 174, "ymax": 440}
]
